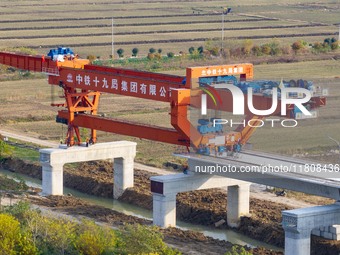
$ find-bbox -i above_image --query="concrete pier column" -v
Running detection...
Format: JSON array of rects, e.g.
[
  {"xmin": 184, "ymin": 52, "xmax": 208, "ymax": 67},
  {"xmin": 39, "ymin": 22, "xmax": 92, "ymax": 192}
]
[
  {"xmin": 285, "ymin": 230, "xmax": 311, "ymax": 255},
  {"xmin": 153, "ymin": 193, "xmax": 177, "ymax": 227},
  {"xmin": 39, "ymin": 141, "xmax": 136, "ymax": 198},
  {"xmin": 150, "ymin": 172, "xmax": 250, "ymax": 228},
  {"xmin": 227, "ymin": 184, "xmax": 250, "ymax": 227},
  {"xmin": 113, "ymin": 156, "xmax": 134, "ymax": 199},
  {"xmin": 41, "ymin": 163, "xmax": 64, "ymax": 196},
  {"xmin": 282, "ymin": 203, "xmax": 340, "ymax": 255}
]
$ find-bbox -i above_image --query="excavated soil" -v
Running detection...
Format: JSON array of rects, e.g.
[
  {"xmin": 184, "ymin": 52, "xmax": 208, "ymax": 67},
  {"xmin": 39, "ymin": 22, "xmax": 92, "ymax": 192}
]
[
  {"xmin": 2, "ymin": 158, "xmax": 340, "ymax": 254},
  {"xmin": 27, "ymin": 195, "xmax": 279, "ymax": 255}
]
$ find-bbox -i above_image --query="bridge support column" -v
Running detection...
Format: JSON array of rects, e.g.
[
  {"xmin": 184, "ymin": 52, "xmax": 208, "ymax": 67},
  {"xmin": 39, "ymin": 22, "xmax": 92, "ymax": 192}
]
[
  {"xmin": 285, "ymin": 230, "xmax": 311, "ymax": 255},
  {"xmin": 227, "ymin": 184, "xmax": 250, "ymax": 227},
  {"xmin": 153, "ymin": 193, "xmax": 177, "ymax": 227},
  {"xmin": 114, "ymin": 156, "xmax": 134, "ymax": 199},
  {"xmin": 150, "ymin": 172, "xmax": 249, "ymax": 228},
  {"xmin": 41, "ymin": 163, "xmax": 64, "ymax": 196},
  {"xmin": 40, "ymin": 141, "xmax": 136, "ymax": 197},
  {"xmin": 282, "ymin": 203, "xmax": 340, "ymax": 255}
]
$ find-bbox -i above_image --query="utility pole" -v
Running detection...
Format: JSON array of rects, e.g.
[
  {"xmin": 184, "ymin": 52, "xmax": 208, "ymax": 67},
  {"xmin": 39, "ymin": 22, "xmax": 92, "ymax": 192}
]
[
  {"xmin": 111, "ymin": 18, "xmax": 114, "ymax": 59},
  {"xmin": 221, "ymin": 12, "xmax": 224, "ymax": 51},
  {"xmin": 221, "ymin": 8, "xmax": 231, "ymax": 51}
]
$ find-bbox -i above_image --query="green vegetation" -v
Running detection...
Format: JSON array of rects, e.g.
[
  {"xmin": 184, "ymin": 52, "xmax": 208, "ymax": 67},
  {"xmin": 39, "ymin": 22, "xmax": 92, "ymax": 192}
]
[
  {"xmin": 0, "ymin": 175, "xmax": 28, "ymax": 191},
  {"xmin": 0, "ymin": 139, "xmax": 13, "ymax": 159},
  {"xmin": 225, "ymin": 246, "xmax": 252, "ymax": 255},
  {"xmin": 0, "ymin": 202, "xmax": 181, "ymax": 255}
]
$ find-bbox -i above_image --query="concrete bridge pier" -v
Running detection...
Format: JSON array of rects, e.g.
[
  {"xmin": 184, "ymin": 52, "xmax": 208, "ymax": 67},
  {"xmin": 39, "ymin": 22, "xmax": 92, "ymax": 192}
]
[
  {"xmin": 40, "ymin": 141, "xmax": 136, "ymax": 198},
  {"xmin": 282, "ymin": 203, "xmax": 340, "ymax": 255},
  {"xmin": 151, "ymin": 172, "xmax": 250, "ymax": 228},
  {"xmin": 227, "ymin": 184, "xmax": 250, "ymax": 227}
]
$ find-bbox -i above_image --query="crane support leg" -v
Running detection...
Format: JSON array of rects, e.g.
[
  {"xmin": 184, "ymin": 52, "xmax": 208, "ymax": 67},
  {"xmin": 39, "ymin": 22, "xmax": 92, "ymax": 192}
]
[{"xmin": 62, "ymin": 87, "xmax": 100, "ymax": 146}]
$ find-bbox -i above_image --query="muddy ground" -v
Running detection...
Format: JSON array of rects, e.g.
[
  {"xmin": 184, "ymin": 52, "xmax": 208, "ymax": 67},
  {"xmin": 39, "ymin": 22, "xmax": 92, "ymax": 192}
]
[{"xmin": 2, "ymin": 158, "xmax": 340, "ymax": 254}]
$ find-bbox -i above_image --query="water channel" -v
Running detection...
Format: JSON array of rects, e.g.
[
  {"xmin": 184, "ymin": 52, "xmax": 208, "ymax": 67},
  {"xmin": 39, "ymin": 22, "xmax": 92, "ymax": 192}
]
[{"xmin": 0, "ymin": 168, "xmax": 281, "ymax": 251}]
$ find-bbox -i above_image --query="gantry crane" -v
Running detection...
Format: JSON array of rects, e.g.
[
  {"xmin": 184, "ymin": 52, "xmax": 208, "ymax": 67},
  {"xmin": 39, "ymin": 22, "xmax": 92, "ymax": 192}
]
[{"xmin": 0, "ymin": 48, "xmax": 326, "ymax": 154}]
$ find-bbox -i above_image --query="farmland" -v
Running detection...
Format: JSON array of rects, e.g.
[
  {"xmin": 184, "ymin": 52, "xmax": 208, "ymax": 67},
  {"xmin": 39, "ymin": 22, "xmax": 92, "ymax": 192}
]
[
  {"xmin": 0, "ymin": 0, "xmax": 339, "ymax": 166},
  {"xmin": 0, "ymin": 0, "xmax": 339, "ymax": 57}
]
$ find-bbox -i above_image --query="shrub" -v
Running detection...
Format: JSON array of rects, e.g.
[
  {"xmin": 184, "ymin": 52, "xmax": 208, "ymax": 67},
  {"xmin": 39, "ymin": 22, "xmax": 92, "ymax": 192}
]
[
  {"xmin": 331, "ymin": 41, "xmax": 339, "ymax": 50},
  {"xmin": 197, "ymin": 46, "xmax": 204, "ymax": 54},
  {"xmin": 147, "ymin": 53, "xmax": 155, "ymax": 60},
  {"xmin": 225, "ymin": 246, "xmax": 252, "ymax": 255},
  {"xmin": 209, "ymin": 47, "xmax": 220, "ymax": 56},
  {"xmin": 87, "ymin": 55, "xmax": 96, "ymax": 62},
  {"xmin": 75, "ymin": 219, "xmax": 117, "ymax": 255},
  {"xmin": 241, "ymin": 39, "xmax": 253, "ymax": 55},
  {"xmin": 261, "ymin": 44, "xmax": 271, "ymax": 55},
  {"xmin": 120, "ymin": 224, "xmax": 179, "ymax": 255},
  {"xmin": 291, "ymin": 40, "xmax": 306, "ymax": 53},
  {"xmin": 154, "ymin": 53, "xmax": 162, "ymax": 60},
  {"xmin": 158, "ymin": 48, "xmax": 162, "ymax": 54},
  {"xmin": 188, "ymin": 47, "xmax": 195, "ymax": 54},
  {"xmin": 251, "ymin": 45, "xmax": 262, "ymax": 56},
  {"xmin": 0, "ymin": 213, "xmax": 37, "ymax": 255},
  {"xmin": 0, "ymin": 139, "xmax": 13, "ymax": 159}
]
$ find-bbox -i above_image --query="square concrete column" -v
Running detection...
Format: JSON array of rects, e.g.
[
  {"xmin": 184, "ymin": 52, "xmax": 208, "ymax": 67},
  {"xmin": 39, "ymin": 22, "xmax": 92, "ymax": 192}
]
[
  {"xmin": 41, "ymin": 163, "xmax": 64, "ymax": 196},
  {"xmin": 153, "ymin": 193, "xmax": 177, "ymax": 227},
  {"xmin": 285, "ymin": 230, "xmax": 311, "ymax": 255},
  {"xmin": 227, "ymin": 184, "xmax": 250, "ymax": 227},
  {"xmin": 113, "ymin": 156, "xmax": 134, "ymax": 199}
]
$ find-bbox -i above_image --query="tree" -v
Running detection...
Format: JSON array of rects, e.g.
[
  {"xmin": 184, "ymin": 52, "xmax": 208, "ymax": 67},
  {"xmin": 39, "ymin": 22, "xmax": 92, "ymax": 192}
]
[
  {"xmin": 197, "ymin": 46, "xmax": 204, "ymax": 54},
  {"xmin": 117, "ymin": 48, "xmax": 124, "ymax": 58},
  {"xmin": 157, "ymin": 48, "xmax": 162, "ymax": 54},
  {"xmin": 188, "ymin": 46, "xmax": 195, "ymax": 54},
  {"xmin": 167, "ymin": 52, "xmax": 174, "ymax": 58},
  {"xmin": 132, "ymin": 48, "xmax": 139, "ymax": 57},
  {"xmin": 149, "ymin": 48, "xmax": 156, "ymax": 54}
]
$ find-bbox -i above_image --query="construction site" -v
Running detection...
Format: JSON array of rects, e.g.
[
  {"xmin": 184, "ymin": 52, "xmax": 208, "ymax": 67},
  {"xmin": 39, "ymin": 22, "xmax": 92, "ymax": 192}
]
[{"xmin": 0, "ymin": 0, "xmax": 340, "ymax": 255}]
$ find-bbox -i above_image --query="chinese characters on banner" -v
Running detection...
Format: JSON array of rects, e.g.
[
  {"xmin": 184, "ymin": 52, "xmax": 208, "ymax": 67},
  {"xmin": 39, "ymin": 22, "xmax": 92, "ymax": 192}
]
[
  {"xmin": 65, "ymin": 72, "xmax": 170, "ymax": 100},
  {"xmin": 200, "ymin": 66, "xmax": 244, "ymax": 77}
]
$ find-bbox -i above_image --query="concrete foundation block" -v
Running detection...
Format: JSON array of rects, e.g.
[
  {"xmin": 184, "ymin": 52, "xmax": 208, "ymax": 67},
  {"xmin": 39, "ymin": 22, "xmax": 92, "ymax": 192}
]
[
  {"xmin": 311, "ymin": 229, "xmax": 321, "ymax": 236},
  {"xmin": 329, "ymin": 225, "xmax": 340, "ymax": 234},
  {"xmin": 333, "ymin": 234, "xmax": 340, "ymax": 241},
  {"xmin": 322, "ymin": 232, "xmax": 333, "ymax": 240}
]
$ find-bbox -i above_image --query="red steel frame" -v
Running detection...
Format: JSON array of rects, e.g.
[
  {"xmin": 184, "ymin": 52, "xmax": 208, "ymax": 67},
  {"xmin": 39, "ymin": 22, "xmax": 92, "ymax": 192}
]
[{"xmin": 0, "ymin": 51, "xmax": 326, "ymax": 148}]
